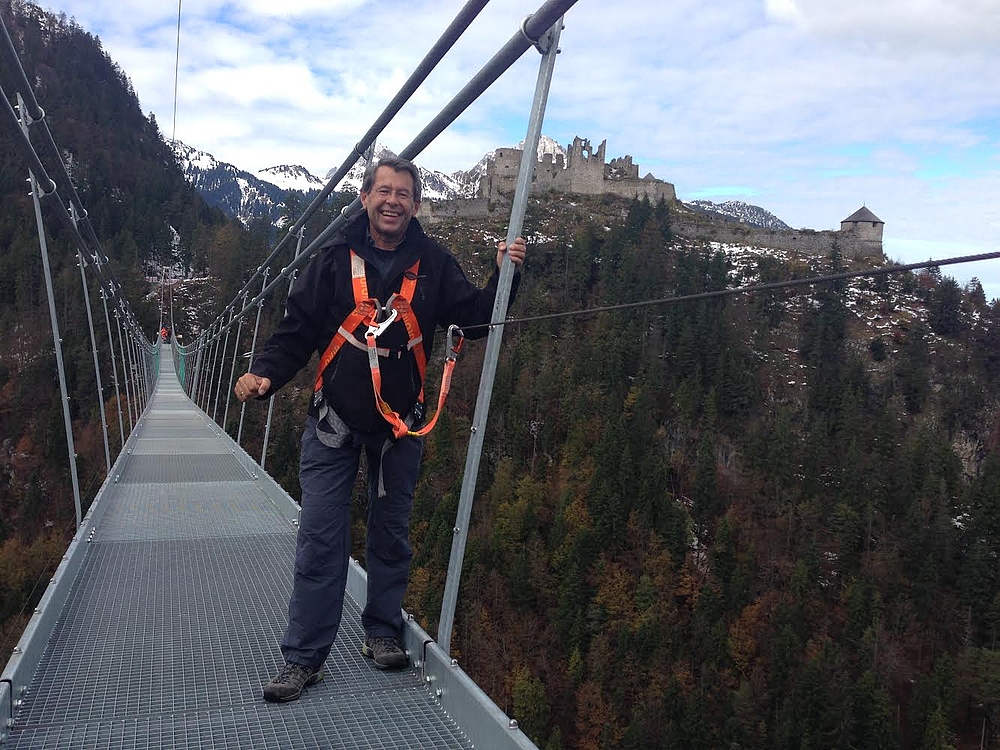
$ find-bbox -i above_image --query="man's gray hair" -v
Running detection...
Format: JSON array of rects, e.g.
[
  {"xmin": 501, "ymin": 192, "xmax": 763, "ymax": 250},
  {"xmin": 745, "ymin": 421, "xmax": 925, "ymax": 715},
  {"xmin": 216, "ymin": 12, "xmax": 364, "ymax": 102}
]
[{"xmin": 361, "ymin": 157, "xmax": 422, "ymax": 202}]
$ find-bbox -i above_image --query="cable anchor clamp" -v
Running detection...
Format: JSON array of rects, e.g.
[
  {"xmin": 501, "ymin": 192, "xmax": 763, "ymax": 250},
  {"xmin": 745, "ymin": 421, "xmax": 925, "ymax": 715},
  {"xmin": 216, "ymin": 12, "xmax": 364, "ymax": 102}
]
[{"xmin": 519, "ymin": 15, "xmax": 545, "ymax": 54}]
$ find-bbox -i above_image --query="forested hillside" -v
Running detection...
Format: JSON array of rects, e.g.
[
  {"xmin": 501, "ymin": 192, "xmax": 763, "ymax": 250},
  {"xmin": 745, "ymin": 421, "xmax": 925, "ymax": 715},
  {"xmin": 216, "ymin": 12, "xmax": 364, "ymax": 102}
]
[
  {"xmin": 0, "ymin": 1, "xmax": 997, "ymax": 748},
  {"xmin": 0, "ymin": 0, "xmax": 252, "ymax": 657},
  {"xmin": 223, "ymin": 193, "xmax": 1000, "ymax": 749},
  {"xmin": 432, "ymin": 199, "xmax": 1000, "ymax": 748}
]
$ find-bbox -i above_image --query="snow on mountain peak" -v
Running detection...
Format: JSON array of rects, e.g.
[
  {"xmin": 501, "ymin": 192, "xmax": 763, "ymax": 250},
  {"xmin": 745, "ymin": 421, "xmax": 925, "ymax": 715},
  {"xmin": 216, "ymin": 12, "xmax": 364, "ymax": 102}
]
[
  {"xmin": 520, "ymin": 135, "xmax": 567, "ymax": 161},
  {"xmin": 684, "ymin": 199, "xmax": 790, "ymax": 231},
  {"xmin": 257, "ymin": 164, "xmax": 325, "ymax": 193},
  {"xmin": 170, "ymin": 140, "xmax": 219, "ymax": 174},
  {"xmin": 321, "ymin": 143, "xmax": 463, "ymax": 200}
]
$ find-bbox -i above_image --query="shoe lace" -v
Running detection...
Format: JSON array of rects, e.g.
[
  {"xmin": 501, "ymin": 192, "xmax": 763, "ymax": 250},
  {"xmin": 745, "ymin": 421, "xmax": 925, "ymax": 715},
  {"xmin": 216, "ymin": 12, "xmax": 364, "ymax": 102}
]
[
  {"xmin": 370, "ymin": 636, "xmax": 402, "ymax": 652},
  {"xmin": 273, "ymin": 663, "xmax": 305, "ymax": 685}
]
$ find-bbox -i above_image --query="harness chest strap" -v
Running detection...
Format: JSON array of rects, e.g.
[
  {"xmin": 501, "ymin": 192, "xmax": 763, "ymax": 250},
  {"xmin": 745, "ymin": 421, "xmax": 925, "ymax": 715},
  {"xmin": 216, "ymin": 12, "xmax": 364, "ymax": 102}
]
[
  {"xmin": 313, "ymin": 250, "xmax": 460, "ymax": 438},
  {"xmin": 311, "ymin": 251, "xmax": 380, "ymax": 394}
]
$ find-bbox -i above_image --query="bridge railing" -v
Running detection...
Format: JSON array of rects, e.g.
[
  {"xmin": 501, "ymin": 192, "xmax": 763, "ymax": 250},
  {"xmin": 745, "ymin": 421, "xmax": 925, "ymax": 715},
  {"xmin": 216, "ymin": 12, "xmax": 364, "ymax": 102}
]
[{"xmin": 0, "ymin": 17, "xmax": 161, "ymax": 532}]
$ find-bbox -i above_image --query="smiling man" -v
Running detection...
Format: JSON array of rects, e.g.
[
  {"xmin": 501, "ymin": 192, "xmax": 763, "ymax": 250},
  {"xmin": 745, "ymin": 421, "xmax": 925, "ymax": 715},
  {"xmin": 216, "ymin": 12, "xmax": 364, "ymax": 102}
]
[
  {"xmin": 362, "ymin": 164, "xmax": 418, "ymax": 249},
  {"xmin": 235, "ymin": 156, "xmax": 526, "ymax": 702}
]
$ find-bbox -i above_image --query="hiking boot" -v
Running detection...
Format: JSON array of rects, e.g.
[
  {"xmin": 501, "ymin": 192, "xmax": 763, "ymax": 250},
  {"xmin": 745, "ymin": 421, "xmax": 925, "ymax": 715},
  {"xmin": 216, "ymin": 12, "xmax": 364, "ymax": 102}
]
[
  {"xmin": 263, "ymin": 662, "xmax": 324, "ymax": 702},
  {"xmin": 361, "ymin": 635, "xmax": 408, "ymax": 670}
]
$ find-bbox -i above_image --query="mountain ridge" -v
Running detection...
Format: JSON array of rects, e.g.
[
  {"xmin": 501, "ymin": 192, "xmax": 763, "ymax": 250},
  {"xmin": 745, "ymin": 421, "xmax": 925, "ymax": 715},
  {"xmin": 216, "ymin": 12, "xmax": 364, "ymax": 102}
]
[
  {"xmin": 683, "ymin": 198, "xmax": 790, "ymax": 230},
  {"xmin": 175, "ymin": 135, "xmax": 781, "ymax": 232}
]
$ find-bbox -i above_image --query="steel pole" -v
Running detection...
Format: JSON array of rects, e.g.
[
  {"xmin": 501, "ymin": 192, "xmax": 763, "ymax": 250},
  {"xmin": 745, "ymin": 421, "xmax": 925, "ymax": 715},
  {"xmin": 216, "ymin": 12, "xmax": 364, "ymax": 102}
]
[
  {"xmin": 261, "ymin": 230, "xmax": 304, "ymax": 470},
  {"xmin": 20, "ymin": 94, "xmax": 83, "ymax": 529},
  {"xmin": 74, "ymin": 241, "xmax": 111, "ymax": 473},
  {"xmin": 99, "ymin": 288, "xmax": 126, "ymax": 451},
  {"xmin": 437, "ymin": 16, "xmax": 564, "ymax": 654},
  {"xmin": 237, "ymin": 270, "xmax": 270, "ymax": 447},
  {"xmin": 115, "ymin": 308, "xmax": 134, "ymax": 433}
]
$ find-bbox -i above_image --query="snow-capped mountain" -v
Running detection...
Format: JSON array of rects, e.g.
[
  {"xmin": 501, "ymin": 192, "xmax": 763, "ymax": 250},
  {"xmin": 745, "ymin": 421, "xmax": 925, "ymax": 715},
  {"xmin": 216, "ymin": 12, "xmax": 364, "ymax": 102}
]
[
  {"xmin": 171, "ymin": 141, "xmax": 318, "ymax": 227},
  {"xmin": 257, "ymin": 164, "xmax": 325, "ymax": 193},
  {"xmin": 174, "ymin": 137, "xmax": 793, "ymax": 238},
  {"xmin": 323, "ymin": 143, "xmax": 464, "ymax": 200},
  {"xmin": 532, "ymin": 134, "xmax": 567, "ymax": 161},
  {"xmin": 684, "ymin": 199, "xmax": 790, "ymax": 230}
]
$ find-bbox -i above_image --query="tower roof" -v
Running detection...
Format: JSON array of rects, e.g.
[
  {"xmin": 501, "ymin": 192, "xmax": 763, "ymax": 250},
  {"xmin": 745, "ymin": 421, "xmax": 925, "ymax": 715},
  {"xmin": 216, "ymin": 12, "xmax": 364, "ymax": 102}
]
[{"xmin": 843, "ymin": 206, "xmax": 883, "ymax": 224}]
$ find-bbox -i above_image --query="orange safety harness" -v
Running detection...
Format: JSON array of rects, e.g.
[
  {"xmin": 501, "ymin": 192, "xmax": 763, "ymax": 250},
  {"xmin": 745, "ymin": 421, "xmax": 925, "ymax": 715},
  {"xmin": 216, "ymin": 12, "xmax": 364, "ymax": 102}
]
[{"xmin": 312, "ymin": 250, "xmax": 464, "ymax": 439}]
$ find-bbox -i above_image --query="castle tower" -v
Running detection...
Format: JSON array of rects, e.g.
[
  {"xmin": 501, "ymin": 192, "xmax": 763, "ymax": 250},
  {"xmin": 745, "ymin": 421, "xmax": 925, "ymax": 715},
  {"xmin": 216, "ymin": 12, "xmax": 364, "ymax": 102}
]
[{"xmin": 840, "ymin": 206, "xmax": 884, "ymax": 258}]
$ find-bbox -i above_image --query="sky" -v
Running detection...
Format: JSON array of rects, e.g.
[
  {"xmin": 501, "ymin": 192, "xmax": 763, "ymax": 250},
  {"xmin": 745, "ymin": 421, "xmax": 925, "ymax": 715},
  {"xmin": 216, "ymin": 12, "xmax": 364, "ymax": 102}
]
[{"xmin": 36, "ymin": 0, "xmax": 1000, "ymax": 298}]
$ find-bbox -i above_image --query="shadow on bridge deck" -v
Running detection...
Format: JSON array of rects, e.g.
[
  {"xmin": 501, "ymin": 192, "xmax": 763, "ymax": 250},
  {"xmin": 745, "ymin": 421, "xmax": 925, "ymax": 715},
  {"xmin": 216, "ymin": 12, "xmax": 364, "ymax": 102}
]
[{"xmin": 1, "ymin": 347, "xmax": 534, "ymax": 749}]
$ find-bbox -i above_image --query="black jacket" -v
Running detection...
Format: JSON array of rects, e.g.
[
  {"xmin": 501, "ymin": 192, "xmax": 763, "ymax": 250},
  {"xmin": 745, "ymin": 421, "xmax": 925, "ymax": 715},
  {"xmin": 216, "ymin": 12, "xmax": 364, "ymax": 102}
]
[{"xmin": 250, "ymin": 212, "xmax": 519, "ymax": 433}]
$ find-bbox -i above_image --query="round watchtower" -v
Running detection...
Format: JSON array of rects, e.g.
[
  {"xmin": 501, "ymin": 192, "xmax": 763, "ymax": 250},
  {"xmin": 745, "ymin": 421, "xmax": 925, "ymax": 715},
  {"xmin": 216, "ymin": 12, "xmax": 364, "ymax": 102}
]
[{"xmin": 840, "ymin": 206, "xmax": 884, "ymax": 258}]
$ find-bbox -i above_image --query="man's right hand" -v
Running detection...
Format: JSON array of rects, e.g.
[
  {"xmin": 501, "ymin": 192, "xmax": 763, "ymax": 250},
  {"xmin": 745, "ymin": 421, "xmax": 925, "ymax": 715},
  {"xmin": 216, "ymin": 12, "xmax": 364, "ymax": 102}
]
[{"xmin": 235, "ymin": 373, "xmax": 271, "ymax": 402}]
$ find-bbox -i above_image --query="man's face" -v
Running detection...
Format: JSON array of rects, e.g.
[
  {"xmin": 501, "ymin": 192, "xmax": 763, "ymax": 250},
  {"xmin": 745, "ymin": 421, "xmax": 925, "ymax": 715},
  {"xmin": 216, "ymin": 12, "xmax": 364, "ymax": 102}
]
[{"xmin": 361, "ymin": 166, "xmax": 420, "ymax": 249}]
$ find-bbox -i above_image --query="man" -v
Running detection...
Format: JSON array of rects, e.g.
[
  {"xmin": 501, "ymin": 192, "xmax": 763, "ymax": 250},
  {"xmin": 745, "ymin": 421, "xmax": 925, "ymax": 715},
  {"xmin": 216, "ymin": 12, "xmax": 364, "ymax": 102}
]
[{"xmin": 235, "ymin": 156, "xmax": 526, "ymax": 703}]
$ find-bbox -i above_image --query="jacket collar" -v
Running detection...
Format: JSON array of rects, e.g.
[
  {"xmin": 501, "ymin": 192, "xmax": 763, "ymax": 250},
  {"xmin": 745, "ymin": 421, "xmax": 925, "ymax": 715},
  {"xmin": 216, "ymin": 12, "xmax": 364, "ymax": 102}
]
[{"xmin": 344, "ymin": 213, "xmax": 426, "ymax": 273}]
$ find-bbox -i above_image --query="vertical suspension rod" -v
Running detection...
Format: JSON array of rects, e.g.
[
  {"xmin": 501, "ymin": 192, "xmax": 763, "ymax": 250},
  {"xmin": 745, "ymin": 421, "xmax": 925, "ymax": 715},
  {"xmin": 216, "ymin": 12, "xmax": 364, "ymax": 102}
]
[
  {"xmin": 261, "ymin": 229, "xmax": 305, "ymax": 470},
  {"xmin": 437, "ymin": 15, "xmax": 565, "ymax": 655},
  {"xmin": 237, "ymin": 269, "xmax": 271, "ymax": 447},
  {"xmin": 19, "ymin": 95, "xmax": 83, "ymax": 528},
  {"xmin": 99, "ymin": 288, "xmax": 126, "ymax": 452},
  {"xmin": 72, "ymin": 223, "xmax": 111, "ymax": 474}
]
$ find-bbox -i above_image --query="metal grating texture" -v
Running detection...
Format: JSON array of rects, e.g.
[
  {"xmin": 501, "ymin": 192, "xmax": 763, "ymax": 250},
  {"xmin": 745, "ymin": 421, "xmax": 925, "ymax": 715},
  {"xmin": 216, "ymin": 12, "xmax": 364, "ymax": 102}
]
[
  {"xmin": 7, "ymin": 536, "xmax": 471, "ymax": 749},
  {"xmin": 91, "ymin": 483, "xmax": 293, "ymax": 541},
  {"xmin": 116, "ymin": 453, "xmax": 249, "ymax": 483},
  {"xmin": 129, "ymin": 438, "xmax": 237, "ymax": 455},
  {"xmin": 4, "ymin": 350, "xmax": 477, "ymax": 749},
  {"xmin": 6, "ymin": 689, "xmax": 471, "ymax": 749}
]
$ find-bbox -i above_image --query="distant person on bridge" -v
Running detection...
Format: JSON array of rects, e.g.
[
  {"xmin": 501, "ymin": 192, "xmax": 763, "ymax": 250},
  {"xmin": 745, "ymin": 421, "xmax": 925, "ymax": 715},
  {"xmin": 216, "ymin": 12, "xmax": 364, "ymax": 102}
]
[{"xmin": 234, "ymin": 156, "xmax": 526, "ymax": 703}]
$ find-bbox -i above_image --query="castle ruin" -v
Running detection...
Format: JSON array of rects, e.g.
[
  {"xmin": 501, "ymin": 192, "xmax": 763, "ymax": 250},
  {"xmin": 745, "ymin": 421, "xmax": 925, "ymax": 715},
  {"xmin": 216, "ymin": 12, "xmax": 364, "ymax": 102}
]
[
  {"xmin": 479, "ymin": 136, "xmax": 676, "ymax": 203},
  {"xmin": 418, "ymin": 135, "xmax": 883, "ymax": 261},
  {"xmin": 673, "ymin": 204, "xmax": 885, "ymax": 260}
]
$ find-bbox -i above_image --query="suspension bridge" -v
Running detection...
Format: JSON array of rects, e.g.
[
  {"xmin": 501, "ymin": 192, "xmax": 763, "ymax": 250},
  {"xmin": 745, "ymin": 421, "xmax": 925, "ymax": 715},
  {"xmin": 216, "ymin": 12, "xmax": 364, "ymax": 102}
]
[
  {"xmin": 2, "ymin": 347, "xmax": 540, "ymax": 748},
  {"xmin": 4, "ymin": 0, "xmax": 999, "ymax": 747}
]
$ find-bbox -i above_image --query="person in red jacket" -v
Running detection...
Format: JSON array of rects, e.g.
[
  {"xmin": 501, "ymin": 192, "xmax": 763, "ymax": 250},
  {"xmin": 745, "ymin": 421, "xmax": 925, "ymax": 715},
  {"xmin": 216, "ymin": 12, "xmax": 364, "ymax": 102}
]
[{"xmin": 235, "ymin": 157, "xmax": 526, "ymax": 702}]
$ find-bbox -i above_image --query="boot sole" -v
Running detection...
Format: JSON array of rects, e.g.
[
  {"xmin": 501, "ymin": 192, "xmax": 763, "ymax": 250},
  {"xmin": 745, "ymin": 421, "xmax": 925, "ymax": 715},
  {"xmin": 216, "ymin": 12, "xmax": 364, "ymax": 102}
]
[{"xmin": 361, "ymin": 643, "xmax": 408, "ymax": 670}]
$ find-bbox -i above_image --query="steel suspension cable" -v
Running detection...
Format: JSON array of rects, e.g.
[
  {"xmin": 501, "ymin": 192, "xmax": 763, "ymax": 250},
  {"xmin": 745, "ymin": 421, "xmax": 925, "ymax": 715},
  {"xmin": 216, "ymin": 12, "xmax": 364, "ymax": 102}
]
[
  {"xmin": 199, "ymin": 0, "xmax": 494, "ymax": 342},
  {"xmin": 172, "ymin": 0, "xmax": 182, "ymax": 142},
  {"xmin": 458, "ymin": 249, "xmax": 1000, "ymax": 333},
  {"xmin": 195, "ymin": 0, "xmax": 579, "ymax": 351}
]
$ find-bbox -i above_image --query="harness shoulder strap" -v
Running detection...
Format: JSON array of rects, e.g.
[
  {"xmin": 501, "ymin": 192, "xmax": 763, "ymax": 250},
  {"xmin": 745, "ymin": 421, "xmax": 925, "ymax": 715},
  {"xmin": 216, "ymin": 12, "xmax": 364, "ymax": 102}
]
[
  {"xmin": 312, "ymin": 249, "xmax": 375, "ymax": 396},
  {"xmin": 313, "ymin": 251, "xmax": 422, "ymax": 396},
  {"xmin": 350, "ymin": 250, "xmax": 368, "ymax": 302}
]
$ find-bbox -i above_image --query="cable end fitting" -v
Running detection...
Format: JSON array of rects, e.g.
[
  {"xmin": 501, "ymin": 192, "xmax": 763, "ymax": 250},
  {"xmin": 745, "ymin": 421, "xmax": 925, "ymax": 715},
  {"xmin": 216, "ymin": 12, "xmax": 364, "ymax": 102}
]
[{"xmin": 520, "ymin": 15, "xmax": 556, "ymax": 54}]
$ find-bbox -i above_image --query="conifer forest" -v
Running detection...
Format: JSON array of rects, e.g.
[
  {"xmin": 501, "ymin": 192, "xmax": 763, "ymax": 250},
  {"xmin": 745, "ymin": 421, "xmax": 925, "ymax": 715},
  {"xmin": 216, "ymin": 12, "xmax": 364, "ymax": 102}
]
[{"xmin": 0, "ymin": 2, "xmax": 997, "ymax": 747}]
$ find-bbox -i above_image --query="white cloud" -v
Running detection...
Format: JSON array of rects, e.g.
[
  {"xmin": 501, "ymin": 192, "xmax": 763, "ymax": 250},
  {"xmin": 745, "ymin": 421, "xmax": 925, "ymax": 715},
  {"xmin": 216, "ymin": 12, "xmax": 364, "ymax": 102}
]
[
  {"xmin": 787, "ymin": 0, "xmax": 1000, "ymax": 46},
  {"xmin": 30, "ymin": 0, "xmax": 1000, "ymax": 295},
  {"xmin": 764, "ymin": 0, "xmax": 806, "ymax": 25}
]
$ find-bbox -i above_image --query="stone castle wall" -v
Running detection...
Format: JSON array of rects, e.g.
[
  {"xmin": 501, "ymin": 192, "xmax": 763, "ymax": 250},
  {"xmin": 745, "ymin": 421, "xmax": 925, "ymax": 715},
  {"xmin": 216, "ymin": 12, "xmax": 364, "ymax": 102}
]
[
  {"xmin": 421, "ymin": 134, "xmax": 881, "ymax": 260},
  {"xmin": 479, "ymin": 136, "xmax": 676, "ymax": 204},
  {"xmin": 417, "ymin": 198, "xmax": 497, "ymax": 222},
  {"xmin": 672, "ymin": 212, "xmax": 884, "ymax": 260},
  {"xmin": 602, "ymin": 178, "xmax": 675, "ymax": 204}
]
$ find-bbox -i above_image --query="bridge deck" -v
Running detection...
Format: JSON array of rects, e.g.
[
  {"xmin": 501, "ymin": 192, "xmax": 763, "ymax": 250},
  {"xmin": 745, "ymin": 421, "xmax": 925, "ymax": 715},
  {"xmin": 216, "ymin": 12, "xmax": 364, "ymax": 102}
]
[{"xmin": 3, "ymin": 349, "xmax": 515, "ymax": 749}]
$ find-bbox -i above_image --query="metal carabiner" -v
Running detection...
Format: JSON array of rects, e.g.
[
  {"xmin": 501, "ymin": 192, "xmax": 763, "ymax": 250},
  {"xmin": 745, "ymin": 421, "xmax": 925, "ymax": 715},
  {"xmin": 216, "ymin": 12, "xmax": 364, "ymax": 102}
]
[
  {"xmin": 445, "ymin": 324, "xmax": 465, "ymax": 361},
  {"xmin": 366, "ymin": 307, "xmax": 398, "ymax": 339}
]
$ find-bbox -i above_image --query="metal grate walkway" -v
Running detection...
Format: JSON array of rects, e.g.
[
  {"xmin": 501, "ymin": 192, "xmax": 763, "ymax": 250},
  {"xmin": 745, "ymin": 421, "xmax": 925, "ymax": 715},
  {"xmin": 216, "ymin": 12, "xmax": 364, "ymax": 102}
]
[{"xmin": 1, "ymin": 348, "xmax": 533, "ymax": 749}]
